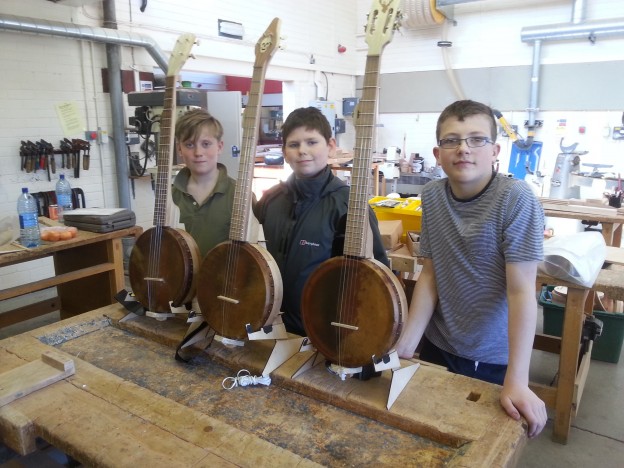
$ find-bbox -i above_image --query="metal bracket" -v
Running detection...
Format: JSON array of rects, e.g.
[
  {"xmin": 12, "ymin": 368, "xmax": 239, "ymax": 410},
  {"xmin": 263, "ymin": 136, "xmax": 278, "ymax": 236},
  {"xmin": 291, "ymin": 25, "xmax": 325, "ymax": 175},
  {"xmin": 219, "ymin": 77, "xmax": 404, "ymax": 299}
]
[{"xmin": 524, "ymin": 120, "xmax": 543, "ymax": 128}]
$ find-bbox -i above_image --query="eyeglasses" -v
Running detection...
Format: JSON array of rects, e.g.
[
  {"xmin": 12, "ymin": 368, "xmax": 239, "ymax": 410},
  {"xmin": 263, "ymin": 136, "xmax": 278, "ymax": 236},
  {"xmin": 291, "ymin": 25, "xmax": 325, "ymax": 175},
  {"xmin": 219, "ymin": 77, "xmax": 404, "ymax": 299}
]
[{"xmin": 438, "ymin": 137, "xmax": 494, "ymax": 149}]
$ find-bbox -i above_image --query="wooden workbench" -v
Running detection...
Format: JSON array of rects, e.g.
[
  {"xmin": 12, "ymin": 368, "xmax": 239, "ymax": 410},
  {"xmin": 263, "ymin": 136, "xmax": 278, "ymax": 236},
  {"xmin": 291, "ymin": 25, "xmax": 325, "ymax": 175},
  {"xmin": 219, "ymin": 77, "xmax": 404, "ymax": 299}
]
[
  {"xmin": 540, "ymin": 198, "xmax": 624, "ymax": 247},
  {"xmin": 0, "ymin": 304, "xmax": 526, "ymax": 467},
  {"xmin": 0, "ymin": 223, "xmax": 142, "ymax": 328},
  {"xmin": 388, "ymin": 244, "xmax": 624, "ymax": 444},
  {"xmin": 538, "ymin": 200, "xmax": 624, "ymax": 440},
  {"xmin": 533, "ymin": 263, "xmax": 624, "ymax": 444}
]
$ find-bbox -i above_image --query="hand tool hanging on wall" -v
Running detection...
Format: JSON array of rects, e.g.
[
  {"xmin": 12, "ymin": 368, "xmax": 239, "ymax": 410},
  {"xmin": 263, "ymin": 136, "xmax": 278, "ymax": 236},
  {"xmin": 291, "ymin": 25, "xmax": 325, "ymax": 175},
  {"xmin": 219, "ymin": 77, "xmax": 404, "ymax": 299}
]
[
  {"xmin": 19, "ymin": 141, "xmax": 26, "ymax": 171},
  {"xmin": 19, "ymin": 140, "xmax": 32, "ymax": 172},
  {"xmin": 62, "ymin": 138, "xmax": 76, "ymax": 173},
  {"xmin": 39, "ymin": 139, "xmax": 55, "ymax": 176},
  {"xmin": 21, "ymin": 140, "xmax": 37, "ymax": 173},
  {"xmin": 27, "ymin": 140, "xmax": 37, "ymax": 173},
  {"xmin": 17, "ymin": 138, "xmax": 90, "ymax": 176},
  {"xmin": 35, "ymin": 140, "xmax": 51, "ymax": 181},
  {"xmin": 60, "ymin": 138, "xmax": 72, "ymax": 169},
  {"xmin": 82, "ymin": 140, "xmax": 91, "ymax": 170},
  {"xmin": 72, "ymin": 139, "xmax": 90, "ymax": 177},
  {"xmin": 72, "ymin": 139, "xmax": 81, "ymax": 178}
]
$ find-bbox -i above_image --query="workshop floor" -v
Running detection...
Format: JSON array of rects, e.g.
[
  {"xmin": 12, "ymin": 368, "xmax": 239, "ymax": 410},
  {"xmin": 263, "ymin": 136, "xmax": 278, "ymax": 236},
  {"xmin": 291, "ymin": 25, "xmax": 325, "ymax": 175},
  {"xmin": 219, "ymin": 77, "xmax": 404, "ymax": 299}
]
[{"xmin": 1, "ymin": 305, "xmax": 623, "ymax": 467}]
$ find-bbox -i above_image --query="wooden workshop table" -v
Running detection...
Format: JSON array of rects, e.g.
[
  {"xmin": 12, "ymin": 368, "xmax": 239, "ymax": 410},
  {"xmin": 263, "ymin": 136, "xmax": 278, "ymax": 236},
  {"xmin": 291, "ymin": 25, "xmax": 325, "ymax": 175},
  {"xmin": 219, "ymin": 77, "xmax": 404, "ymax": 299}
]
[
  {"xmin": 533, "ymin": 263, "xmax": 624, "ymax": 444},
  {"xmin": 0, "ymin": 304, "xmax": 527, "ymax": 467},
  {"xmin": 0, "ymin": 222, "xmax": 142, "ymax": 328},
  {"xmin": 540, "ymin": 199, "xmax": 624, "ymax": 442},
  {"xmin": 541, "ymin": 200, "xmax": 624, "ymax": 247},
  {"xmin": 328, "ymin": 159, "xmax": 383, "ymax": 197},
  {"xmin": 387, "ymin": 246, "xmax": 624, "ymax": 444}
]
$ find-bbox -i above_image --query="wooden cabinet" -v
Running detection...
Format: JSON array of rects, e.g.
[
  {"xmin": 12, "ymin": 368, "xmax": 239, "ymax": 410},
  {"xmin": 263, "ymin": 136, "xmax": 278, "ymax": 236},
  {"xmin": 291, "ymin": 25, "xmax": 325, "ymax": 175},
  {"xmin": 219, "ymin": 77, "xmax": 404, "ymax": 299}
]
[{"xmin": 0, "ymin": 223, "xmax": 142, "ymax": 327}]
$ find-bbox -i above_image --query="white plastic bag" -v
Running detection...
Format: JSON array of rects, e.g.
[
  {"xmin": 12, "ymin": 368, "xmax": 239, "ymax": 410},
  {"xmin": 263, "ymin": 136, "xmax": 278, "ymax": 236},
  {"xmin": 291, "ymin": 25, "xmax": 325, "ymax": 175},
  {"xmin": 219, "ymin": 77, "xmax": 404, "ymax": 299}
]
[
  {"xmin": 538, "ymin": 231, "xmax": 606, "ymax": 287},
  {"xmin": 0, "ymin": 216, "xmax": 19, "ymax": 247}
]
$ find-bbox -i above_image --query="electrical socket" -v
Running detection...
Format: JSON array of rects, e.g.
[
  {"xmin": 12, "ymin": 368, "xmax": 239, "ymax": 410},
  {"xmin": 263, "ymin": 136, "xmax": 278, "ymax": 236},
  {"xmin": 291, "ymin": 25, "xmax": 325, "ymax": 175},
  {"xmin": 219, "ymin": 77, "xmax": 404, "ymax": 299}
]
[
  {"xmin": 97, "ymin": 129, "xmax": 108, "ymax": 145},
  {"xmin": 86, "ymin": 129, "xmax": 108, "ymax": 144}
]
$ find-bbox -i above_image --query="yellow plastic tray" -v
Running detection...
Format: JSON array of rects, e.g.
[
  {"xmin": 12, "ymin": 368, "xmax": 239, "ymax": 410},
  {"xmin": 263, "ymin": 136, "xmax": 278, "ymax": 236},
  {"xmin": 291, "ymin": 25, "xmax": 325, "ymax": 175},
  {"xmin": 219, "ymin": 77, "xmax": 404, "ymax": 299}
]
[{"xmin": 369, "ymin": 196, "xmax": 422, "ymax": 242}]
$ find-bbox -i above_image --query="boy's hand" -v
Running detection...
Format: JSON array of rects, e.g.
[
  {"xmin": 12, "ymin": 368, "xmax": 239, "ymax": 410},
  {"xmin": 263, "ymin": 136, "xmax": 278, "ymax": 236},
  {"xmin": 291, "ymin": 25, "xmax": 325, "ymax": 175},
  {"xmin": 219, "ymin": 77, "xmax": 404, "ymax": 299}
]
[
  {"xmin": 395, "ymin": 337, "xmax": 416, "ymax": 359},
  {"xmin": 500, "ymin": 383, "xmax": 547, "ymax": 439}
]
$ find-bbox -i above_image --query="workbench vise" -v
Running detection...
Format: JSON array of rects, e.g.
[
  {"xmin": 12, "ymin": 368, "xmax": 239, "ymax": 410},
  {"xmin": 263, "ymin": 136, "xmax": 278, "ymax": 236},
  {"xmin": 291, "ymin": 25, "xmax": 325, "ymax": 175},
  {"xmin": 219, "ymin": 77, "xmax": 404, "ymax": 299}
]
[{"xmin": 581, "ymin": 315, "xmax": 603, "ymax": 354}]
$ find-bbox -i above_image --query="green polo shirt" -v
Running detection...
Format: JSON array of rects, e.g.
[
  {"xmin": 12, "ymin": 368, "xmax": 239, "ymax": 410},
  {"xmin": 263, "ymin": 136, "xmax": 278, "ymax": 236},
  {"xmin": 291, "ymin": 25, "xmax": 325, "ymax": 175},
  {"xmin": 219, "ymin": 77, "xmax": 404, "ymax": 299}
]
[{"xmin": 171, "ymin": 163, "xmax": 235, "ymax": 257}]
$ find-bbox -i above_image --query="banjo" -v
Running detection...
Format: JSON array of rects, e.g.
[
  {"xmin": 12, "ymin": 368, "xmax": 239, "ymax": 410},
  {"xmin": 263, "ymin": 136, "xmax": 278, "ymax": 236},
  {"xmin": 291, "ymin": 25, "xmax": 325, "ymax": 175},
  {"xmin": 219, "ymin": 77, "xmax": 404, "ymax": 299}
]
[
  {"xmin": 196, "ymin": 19, "xmax": 283, "ymax": 340},
  {"xmin": 301, "ymin": 1, "xmax": 406, "ymax": 369},
  {"xmin": 129, "ymin": 34, "xmax": 201, "ymax": 314}
]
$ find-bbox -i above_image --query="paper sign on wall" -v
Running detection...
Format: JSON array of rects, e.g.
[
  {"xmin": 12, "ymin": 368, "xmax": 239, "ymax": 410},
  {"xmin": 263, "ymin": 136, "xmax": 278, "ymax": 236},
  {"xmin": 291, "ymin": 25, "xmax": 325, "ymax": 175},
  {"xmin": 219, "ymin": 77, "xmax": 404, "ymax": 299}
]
[{"xmin": 55, "ymin": 101, "xmax": 85, "ymax": 137}]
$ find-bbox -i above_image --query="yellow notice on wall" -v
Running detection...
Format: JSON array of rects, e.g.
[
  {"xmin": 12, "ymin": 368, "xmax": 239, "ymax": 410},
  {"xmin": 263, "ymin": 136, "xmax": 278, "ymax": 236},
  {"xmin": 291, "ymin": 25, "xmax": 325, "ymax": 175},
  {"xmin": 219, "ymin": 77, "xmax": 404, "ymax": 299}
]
[{"xmin": 55, "ymin": 101, "xmax": 85, "ymax": 137}]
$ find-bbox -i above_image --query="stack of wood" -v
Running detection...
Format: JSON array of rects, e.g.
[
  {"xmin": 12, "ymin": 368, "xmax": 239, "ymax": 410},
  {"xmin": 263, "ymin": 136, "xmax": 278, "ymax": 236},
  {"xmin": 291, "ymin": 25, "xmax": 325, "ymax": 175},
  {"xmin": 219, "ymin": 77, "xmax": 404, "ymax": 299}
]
[{"xmin": 539, "ymin": 197, "xmax": 624, "ymax": 217}]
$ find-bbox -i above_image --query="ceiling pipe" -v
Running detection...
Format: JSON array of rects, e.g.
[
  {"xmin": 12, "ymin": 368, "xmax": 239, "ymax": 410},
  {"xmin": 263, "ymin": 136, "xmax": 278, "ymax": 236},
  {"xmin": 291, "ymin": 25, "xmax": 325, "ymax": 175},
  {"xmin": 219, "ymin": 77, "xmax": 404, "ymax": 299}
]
[
  {"xmin": 521, "ymin": 17, "xmax": 624, "ymax": 43},
  {"xmin": 0, "ymin": 13, "xmax": 169, "ymax": 73},
  {"xmin": 527, "ymin": 39, "xmax": 541, "ymax": 129},
  {"xmin": 102, "ymin": 0, "xmax": 130, "ymax": 210},
  {"xmin": 519, "ymin": 0, "xmax": 624, "ymax": 154}
]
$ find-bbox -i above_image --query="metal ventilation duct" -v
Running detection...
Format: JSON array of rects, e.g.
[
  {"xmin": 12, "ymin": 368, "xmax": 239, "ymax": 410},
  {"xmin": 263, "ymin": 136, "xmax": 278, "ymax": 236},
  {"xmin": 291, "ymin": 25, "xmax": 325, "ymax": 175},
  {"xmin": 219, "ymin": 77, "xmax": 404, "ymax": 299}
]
[
  {"xmin": 0, "ymin": 14, "xmax": 169, "ymax": 73},
  {"xmin": 521, "ymin": 17, "xmax": 624, "ymax": 43}
]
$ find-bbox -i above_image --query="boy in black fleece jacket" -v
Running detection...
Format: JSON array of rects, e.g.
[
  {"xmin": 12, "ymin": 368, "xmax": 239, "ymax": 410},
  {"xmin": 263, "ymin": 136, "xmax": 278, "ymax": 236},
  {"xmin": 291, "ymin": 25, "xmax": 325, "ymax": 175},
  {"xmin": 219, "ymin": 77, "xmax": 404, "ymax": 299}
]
[{"xmin": 254, "ymin": 107, "xmax": 388, "ymax": 336}]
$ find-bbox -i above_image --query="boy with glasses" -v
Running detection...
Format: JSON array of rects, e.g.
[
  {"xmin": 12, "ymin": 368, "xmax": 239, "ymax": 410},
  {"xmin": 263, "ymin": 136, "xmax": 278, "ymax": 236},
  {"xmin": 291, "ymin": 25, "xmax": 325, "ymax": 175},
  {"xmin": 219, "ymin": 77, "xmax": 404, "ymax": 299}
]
[{"xmin": 396, "ymin": 100, "xmax": 547, "ymax": 439}]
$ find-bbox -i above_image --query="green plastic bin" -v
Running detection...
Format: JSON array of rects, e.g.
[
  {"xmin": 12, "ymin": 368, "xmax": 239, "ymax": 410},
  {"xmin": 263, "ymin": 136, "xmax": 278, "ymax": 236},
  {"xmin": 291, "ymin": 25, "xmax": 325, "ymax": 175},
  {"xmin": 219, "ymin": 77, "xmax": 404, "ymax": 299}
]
[{"xmin": 539, "ymin": 286, "xmax": 624, "ymax": 364}]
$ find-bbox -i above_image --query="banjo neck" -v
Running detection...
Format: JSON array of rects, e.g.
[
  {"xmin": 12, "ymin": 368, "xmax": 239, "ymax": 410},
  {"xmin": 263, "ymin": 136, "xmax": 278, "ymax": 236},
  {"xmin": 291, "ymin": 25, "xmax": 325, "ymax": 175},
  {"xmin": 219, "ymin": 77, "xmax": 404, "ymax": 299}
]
[
  {"xmin": 230, "ymin": 18, "xmax": 281, "ymax": 243},
  {"xmin": 344, "ymin": 55, "xmax": 381, "ymax": 258},
  {"xmin": 345, "ymin": 0, "xmax": 400, "ymax": 257},
  {"xmin": 153, "ymin": 75, "xmax": 177, "ymax": 228},
  {"xmin": 229, "ymin": 67, "xmax": 264, "ymax": 242}
]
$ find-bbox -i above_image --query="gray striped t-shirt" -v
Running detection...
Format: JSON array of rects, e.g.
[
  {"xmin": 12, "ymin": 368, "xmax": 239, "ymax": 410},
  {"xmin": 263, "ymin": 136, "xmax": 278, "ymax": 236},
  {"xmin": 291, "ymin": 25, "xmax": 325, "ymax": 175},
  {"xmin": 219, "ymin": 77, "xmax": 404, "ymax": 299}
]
[{"xmin": 421, "ymin": 173, "xmax": 544, "ymax": 364}]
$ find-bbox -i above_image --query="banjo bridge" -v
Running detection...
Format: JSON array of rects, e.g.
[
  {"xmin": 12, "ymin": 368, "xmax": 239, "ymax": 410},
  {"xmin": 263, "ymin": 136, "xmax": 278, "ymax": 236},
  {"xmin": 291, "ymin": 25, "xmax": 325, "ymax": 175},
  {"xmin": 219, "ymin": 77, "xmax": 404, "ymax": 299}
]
[
  {"xmin": 331, "ymin": 321, "xmax": 359, "ymax": 331},
  {"xmin": 217, "ymin": 295, "xmax": 240, "ymax": 305}
]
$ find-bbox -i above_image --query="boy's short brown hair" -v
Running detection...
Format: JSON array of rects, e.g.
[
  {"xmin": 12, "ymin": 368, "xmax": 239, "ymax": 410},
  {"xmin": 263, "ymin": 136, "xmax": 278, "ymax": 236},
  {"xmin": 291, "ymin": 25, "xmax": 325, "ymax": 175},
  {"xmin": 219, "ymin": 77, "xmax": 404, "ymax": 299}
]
[
  {"xmin": 281, "ymin": 107, "xmax": 332, "ymax": 149},
  {"xmin": 436, "ymin": 100, "xmax": 497, "ymax": 142},
  {"xmin": 175, "ymin": 108, "xmax": 224, "ymax": 143}
]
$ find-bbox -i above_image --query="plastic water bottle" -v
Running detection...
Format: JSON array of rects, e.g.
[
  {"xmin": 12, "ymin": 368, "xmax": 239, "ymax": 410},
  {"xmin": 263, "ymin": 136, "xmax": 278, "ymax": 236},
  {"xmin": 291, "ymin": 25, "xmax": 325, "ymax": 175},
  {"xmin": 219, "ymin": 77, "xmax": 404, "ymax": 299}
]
[
  {"xmin": 17, "ymin": 187, "xmax": 41, "ymax": 248},
  {"xmin": 56, "ymin": 174, "xmax": 73, "ymax": 223}
]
